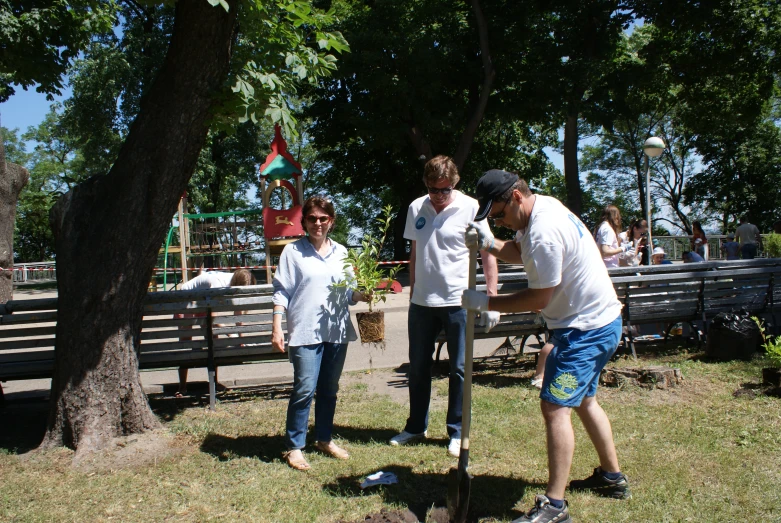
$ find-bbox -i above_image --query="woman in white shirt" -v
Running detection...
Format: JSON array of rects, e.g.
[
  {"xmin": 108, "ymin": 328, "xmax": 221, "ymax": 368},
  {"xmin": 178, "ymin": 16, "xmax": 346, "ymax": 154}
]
[
  {"xmin": 271, "ymin": 195, "xmax": 369, "ymax": 471},
  {"xmin": 594, "ymin": 205, "xmax": 629, "ymax": 268}
]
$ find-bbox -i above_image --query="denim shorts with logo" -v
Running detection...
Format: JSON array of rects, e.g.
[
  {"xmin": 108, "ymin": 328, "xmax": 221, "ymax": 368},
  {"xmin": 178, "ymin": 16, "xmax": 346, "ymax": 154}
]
[{"xmin": 540, "ymin": 315, "xmax": 622, "ymax": 407}]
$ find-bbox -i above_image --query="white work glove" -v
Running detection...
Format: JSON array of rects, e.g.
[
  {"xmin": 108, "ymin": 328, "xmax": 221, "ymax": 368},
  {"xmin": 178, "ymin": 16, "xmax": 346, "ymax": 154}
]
[
  {"xmin": 478, "ymin": 310, "xmax": 500, "ymax": 333},
  {"xmin": 467, "ymin": 222, "xmax": 494, "ymax": 251},
  {"xmin": 462, "ymin": 289, "xmax": 490, "ymax": 312}
]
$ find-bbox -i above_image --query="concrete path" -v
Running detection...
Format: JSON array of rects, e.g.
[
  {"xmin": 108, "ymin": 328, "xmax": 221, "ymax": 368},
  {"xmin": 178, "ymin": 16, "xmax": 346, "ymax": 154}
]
[{"xmin": 3, "ymin": 285, "xmax": 527, "ymax": 402}]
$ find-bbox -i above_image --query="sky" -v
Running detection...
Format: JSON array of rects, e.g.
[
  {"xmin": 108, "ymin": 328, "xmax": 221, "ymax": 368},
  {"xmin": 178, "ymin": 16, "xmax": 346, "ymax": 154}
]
[{"xmin": 1, "ymin": 86, "xmax": 71, "ymax": 139}]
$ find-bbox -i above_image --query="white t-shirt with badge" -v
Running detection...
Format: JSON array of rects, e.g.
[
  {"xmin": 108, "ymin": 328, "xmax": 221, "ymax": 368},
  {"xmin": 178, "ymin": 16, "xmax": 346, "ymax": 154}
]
[
  {"xmin": 404, "ymin": 190, "xmax": 490, "ymax": 307},
  {"xmin": 515, "ymin": 195, "xmax": 622, "ymax": 331}
]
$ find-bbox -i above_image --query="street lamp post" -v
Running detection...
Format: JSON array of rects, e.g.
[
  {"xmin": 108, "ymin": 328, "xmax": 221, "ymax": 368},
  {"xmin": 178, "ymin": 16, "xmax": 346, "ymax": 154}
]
[{"xmin": 643, "ymin": 137, "xmax": 665, "ymax": 265}]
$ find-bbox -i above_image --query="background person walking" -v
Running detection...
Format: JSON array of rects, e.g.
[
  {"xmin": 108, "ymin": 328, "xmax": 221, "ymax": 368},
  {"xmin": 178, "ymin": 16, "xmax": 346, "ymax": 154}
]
[{"xmin": 735, "ymin": 216, "xmax": 763, "ymax": 259}]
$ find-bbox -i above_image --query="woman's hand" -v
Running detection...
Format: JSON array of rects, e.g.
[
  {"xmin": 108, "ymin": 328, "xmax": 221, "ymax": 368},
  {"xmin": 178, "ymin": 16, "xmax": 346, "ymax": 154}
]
[
  {"xmin": 353, "ymin": 290, "xmax": 373, "ymax": 303},
  {"xmin": 271, "ymin": 327, "xmax": 286, "ymax": 353}
]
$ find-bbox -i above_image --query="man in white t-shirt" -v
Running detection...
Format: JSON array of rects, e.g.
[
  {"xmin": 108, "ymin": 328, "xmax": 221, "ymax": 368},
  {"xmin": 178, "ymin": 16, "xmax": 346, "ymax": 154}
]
[
  {"xmin": 461, "ymin": 170, "xmax": 628, "ymax": 523},
  {"xmin": 389, "ymin": 155, "xmax": 498, "ymax": 458}
]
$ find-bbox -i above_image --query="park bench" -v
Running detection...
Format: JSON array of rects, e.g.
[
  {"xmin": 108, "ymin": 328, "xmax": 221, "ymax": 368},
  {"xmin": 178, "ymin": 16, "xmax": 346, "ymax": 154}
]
[
  {"xmin": 435, "ymin": 260, "xmax": 781, "ymax": 362},
  {"xmin": 0, "ymin": 284, "xmax": 288, "ymax": 408},
  {"xmin": 612, "ymin": 262, "xmax": 781, "ymax": 357}
]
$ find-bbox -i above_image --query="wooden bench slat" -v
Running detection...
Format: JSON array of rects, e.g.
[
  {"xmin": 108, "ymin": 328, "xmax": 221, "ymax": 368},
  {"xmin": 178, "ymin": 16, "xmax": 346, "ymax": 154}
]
[
  {"xmin": 0, "ymin": 311, "xmax": 58, "ymax": 325},
  {"xmin": 0, "ymin": 325, "xmax": 57, "ymax": 339},
  {"xmin": 0, "ymin": 337, "xmax": 56, "ymax": 350},
  {"xmin": 0, "ymin": 349, "xmax": 55, "ymax": 363}
]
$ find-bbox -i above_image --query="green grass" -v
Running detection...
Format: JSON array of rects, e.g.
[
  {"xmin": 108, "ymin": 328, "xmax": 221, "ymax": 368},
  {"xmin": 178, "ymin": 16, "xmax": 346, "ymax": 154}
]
[{"xmin": 1, "ymin": 348, "xmax": 780, "ymax": 522}]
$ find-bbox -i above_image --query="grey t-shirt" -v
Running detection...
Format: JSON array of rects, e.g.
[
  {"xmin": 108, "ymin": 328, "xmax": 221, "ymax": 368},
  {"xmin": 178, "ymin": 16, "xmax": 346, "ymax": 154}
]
[{"xmin": 735, "ymin": 223, "xmax": 760, "ymax": 245}]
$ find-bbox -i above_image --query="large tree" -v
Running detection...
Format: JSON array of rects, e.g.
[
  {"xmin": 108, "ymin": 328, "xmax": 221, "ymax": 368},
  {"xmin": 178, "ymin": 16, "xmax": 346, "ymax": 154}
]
[
  {"xmin": 0, "ymin": 127, "xmax": 29, "ymax": 302},
  {"xmin": 306, "ymin": 0, "xmax": 562, "ymax": 257},
  {"xmin": 1, "ymin": 0, "xmax": 348, "ymax": 456}
]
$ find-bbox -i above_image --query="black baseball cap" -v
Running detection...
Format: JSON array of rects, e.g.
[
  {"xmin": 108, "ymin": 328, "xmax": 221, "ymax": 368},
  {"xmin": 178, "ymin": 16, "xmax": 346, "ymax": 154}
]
[{"xmin": 474, "ymin": 169, "xmax": 519, "ymax": 221}]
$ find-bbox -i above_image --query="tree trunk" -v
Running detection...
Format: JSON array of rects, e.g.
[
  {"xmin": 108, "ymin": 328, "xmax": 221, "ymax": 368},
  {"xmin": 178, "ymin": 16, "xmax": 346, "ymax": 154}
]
[
  {"xmin": 452, "ymin": 0, "xmax": 495, "ymax": 171},
  {"xmin": 403, "ymin": 0, "xmax": 494, "ymax": 173},
  {"xmin": 0, "ymin": 135, "xmax": 30, "ymax": 304},
  {"xmin": 41, "ymin": 0, "xmax": 238, "ymax": 456},
  {"xmin": 563, "ymin": 110, "xmax": 583, "ymax": 217}
]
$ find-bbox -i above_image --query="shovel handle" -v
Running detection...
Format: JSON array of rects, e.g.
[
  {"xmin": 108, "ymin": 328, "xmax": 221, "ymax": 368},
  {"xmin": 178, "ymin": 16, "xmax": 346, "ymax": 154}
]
[{"xmin": 461, "ymin": 226, "xmax": 479, "ymax": 453}]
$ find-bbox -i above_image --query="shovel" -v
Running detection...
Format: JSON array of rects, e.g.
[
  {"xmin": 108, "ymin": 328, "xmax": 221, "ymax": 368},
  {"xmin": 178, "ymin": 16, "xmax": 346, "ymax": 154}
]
[{"xmin": 447, "ymin": 226, "xmax": 479, "ymax": 523}]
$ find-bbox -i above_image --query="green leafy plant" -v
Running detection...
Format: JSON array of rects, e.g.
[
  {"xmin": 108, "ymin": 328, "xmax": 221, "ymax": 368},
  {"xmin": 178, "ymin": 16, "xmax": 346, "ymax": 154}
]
[
  {"xmin": 339, "ymin": 205, "xmax": 401, "ymax": 312},
  {"xmin": 756, "ymin": 316, "xmax": 781, "ymax": 367},
  {"xmin": 764, "ymin": 335, "xmax": 781, "ymax": 368},
  {"xmin": 763, "ymin": 233, "xmax": 781, "ymax": 258}
]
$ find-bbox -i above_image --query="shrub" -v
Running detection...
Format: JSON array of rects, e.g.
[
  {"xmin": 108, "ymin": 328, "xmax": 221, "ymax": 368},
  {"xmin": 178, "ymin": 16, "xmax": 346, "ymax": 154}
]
[
  {"xmin": 338, "ymin": 205, "xmax": 401, "ymax": 312},
  {"xmin": 763, "ymin": 233, "xmax": 781, "ymax": 258},
  {"xmin": 765, "ymin": 336, "xmax": 781, "ymax": 367}
]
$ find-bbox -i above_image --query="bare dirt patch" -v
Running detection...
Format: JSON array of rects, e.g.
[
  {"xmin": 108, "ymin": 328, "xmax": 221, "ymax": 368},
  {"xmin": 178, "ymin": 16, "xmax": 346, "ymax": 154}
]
[
  {"xmin": 339, "ymin": 508, "xmax": 419, "ymax": 523},
  {"xmin": 341, "ymin": 366, "xmax": 445, "ymax": 409},
  {"xmin": 70, "ymin": 429, "xmax": 188, "ymax": 472},
  {"xmin": 338, "ymin": 506, "xmax": 451, "ymax": 523}
]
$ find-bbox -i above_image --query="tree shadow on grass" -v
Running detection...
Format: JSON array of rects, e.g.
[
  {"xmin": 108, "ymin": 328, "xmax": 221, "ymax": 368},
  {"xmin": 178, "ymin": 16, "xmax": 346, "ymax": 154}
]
[
  {"xmin": 0, "ymin": 400, "xmax": 48, "ymax": 454},
  {"xmin": 323, "ymin": 464, "xmax": 545, "ymax": 522},
  {"xmin": 148, "ymin": 382, "xmax": 292, "ymax": 422},
  {"xmin": 331, "ymin": 425, "xmax": 448, "ymax": 447},
  {"xmin": 200, "ymin": 433, "xmax": 287, "ymax": 462},
  {"xmin": 470, "ymin": 358, "xmax": 536, "ymax": 390}
]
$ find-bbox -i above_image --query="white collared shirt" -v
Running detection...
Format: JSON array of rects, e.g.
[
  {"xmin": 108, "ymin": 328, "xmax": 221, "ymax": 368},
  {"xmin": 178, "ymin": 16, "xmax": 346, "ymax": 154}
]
[
  {"xmin": 404, "ymin": 190, "xmax": 490, "ymax": 307},
  {"xmin": 272, "ymin": 237, "xmax": 358, "ymax": 346}
]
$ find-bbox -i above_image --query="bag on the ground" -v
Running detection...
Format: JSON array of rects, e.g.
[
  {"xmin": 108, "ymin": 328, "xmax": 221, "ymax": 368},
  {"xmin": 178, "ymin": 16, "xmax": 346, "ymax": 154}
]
[{"xmin": 706, "ymin": 309, "xmax": 760, "ymax": 361}]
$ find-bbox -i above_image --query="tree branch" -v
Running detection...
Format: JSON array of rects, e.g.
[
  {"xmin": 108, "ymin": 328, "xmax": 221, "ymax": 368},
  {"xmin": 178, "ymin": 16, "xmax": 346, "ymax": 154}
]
[{"xmin": 452, "ymin": 0, "xmax": 495, "ymax": 171}]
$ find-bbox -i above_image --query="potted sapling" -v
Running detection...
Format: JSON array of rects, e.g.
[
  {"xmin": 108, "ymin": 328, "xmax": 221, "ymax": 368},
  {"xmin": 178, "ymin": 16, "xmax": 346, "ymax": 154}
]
[
  {"xmin": 339, "ymin": 205, "xmax": 401, "ymax": 344},
  {"xmin": 762, "ymin": 335, "xmax": 781, "ymax": 389},
  {"xmin": 754, "ymin": 317, "xmax": 781, "ymax": 389}
]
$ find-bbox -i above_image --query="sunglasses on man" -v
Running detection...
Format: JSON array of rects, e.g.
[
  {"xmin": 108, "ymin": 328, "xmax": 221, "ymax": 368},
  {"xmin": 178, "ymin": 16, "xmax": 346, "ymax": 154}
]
[{"xmin": 427, "ymin": 186, "xmax": 453, "ymax": 195}]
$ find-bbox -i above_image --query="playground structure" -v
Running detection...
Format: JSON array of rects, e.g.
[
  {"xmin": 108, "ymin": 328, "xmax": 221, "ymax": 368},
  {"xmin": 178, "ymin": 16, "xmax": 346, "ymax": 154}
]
[
  {"xmin": 157, "ymin": 125, "xmax": 306, "ymax": 288},
  {"xmin": 259, "ymin": 125, "xmax": 306, "ymax": 283}
]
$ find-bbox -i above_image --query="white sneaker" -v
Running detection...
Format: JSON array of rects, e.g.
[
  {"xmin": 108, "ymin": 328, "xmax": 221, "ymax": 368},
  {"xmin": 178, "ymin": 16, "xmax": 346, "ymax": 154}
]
[
  {"xmin": 448, "ymin": 438, "xmax": 461, "ymax": 457},
  {"xmin": 389, "ymin": 430, "xmax": 427, "ymax": 446}
]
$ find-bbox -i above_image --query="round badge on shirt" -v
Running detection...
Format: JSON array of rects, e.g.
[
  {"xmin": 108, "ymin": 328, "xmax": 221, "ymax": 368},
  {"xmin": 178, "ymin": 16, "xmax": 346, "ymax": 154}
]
[{"xmin": 415, "ymin": 217, "xmax": 426, "ymax": 230}]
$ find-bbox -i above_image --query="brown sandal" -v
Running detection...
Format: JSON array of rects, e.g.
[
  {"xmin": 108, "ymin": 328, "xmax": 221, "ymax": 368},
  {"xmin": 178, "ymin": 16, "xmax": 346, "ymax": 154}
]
[
  {"xmin": 315, "ymin": 441, "xmax": 350, "ymax": 460},
  {"xmin": 282, "ymin": 449, "xmax": 311, "ymax": 471}
]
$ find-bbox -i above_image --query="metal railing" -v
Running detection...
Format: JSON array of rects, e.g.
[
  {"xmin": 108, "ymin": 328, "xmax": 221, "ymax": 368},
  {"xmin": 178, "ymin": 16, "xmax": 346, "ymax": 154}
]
[
  {"xmin": 10, "ymin": 233, "xmax": 775, "ymax": 281},
  {"xmin": 654, "ymin": 234, "xmax": 772, "ymax": 261},
  {"xmin": 11, "ymin": 262, "xmax": 57, "ymax": 284}
]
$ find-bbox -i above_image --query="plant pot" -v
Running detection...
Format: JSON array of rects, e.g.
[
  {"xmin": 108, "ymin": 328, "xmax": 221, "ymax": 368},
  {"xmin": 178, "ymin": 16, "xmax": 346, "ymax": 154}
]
[
  {"xmin": 356, "ymin": 311, "xmax": 385, "ymax": 344},
  {"xmin": 762, "ymin": 367, "xmax": 781, "ymax": 388}
]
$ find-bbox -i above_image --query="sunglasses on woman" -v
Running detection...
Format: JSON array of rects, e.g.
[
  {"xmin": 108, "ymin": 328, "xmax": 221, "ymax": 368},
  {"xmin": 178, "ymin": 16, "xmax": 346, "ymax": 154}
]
[
  {"xmin": 427, "ymin": 186, "xmax": 453, "ymax": 195},
  {"xmin": 306, "ymin": 215, "xmax": 331, "ymax": 224}
]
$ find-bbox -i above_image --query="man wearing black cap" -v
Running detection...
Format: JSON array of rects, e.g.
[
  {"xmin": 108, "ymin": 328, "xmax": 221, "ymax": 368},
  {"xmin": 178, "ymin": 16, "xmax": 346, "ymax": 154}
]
[{"xmin": 462, "ymin": 170, "xmax": 628, "ymax": 523}]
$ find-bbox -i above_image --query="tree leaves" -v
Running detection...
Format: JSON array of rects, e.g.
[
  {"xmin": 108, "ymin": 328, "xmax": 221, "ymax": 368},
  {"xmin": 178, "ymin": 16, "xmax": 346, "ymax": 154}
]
[{"xmin": 335, "ymin": 205, "xmax": 401, "ymax": 312}]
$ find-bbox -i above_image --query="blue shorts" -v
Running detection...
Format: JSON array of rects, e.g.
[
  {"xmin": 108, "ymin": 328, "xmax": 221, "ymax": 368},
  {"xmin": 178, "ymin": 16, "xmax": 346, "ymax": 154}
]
[{"xmin": 540, "ymin": 315, "xmax": 622, "ymax": 407}]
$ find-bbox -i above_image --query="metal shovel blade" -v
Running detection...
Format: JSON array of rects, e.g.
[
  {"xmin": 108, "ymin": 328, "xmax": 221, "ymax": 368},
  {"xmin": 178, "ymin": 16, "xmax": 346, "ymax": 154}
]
[{"xmin": 447, "ymin": 450, "xmax": 473, "ymax": 523}]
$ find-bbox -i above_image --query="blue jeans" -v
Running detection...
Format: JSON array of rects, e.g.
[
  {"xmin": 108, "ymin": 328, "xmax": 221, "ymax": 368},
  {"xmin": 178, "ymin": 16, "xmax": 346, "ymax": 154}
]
[
  {"xmin": 742, "ymin": 244, "xmax": 757, "ymax": 259},
  {"xmin": 405, "ymin": 303, "xmax": 466, "ymax": 439},
  {"xmin": 285, "ymin": 342, "xmax": 348, "ymax": 450}
]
